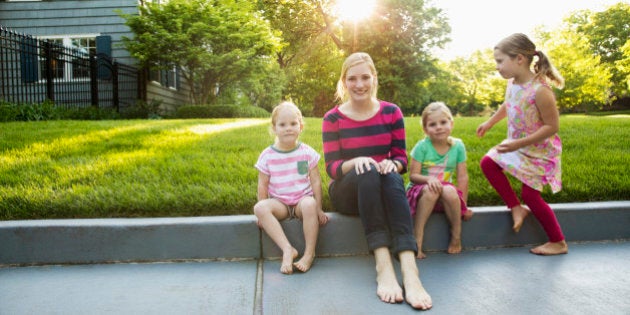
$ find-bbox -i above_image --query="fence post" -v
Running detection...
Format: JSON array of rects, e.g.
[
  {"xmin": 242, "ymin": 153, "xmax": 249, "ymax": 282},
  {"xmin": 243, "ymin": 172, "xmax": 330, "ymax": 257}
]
[
  {"xmin": 90, "ymin": 51, "xmax": 98, "ymax": 107},
  {"xmin": 112, "ymin": 61, "xmax": 119, "ymax": 112},
  {"xmin": 43, "ymin": 41, "xmax": 54, "ymax": 102}
]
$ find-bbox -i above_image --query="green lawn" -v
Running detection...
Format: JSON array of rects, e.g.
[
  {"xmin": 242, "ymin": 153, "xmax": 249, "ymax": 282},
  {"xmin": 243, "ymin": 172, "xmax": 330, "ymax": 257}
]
[{"xmin": 0, "ymin": 114, "xmax": 628, "ymax": 220}]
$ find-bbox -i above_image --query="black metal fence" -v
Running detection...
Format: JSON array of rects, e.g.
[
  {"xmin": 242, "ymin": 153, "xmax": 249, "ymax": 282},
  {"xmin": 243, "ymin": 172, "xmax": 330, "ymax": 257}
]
[{"xmin": 0, "ymin": 25, "xmax": 144, "ymax": 111}]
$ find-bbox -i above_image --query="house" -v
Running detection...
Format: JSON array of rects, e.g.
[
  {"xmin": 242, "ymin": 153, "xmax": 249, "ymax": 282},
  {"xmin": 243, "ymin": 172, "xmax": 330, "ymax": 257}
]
[{"xmin": 0, "ymin": 0, "xmax": 191, "ymax": 112}]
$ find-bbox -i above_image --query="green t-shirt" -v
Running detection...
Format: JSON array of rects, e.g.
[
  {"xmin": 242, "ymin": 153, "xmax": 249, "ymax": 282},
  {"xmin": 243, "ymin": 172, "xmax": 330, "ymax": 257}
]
[{"xmin": 407, "ymin": 137, "xmax": 467, "ymax": 188}]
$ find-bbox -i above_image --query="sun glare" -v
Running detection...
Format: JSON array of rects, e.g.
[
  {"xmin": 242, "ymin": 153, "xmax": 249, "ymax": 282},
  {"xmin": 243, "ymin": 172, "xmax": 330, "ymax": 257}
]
[{"xmin": 335, "ymin": 0, "xmax": 377, "ymax": 22}]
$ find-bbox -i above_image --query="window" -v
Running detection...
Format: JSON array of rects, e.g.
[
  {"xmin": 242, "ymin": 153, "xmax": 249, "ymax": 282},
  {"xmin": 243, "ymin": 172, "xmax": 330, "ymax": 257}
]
[
  {"xmin": 37, "ymin": 35, "xmax": 97, "ymax": 81},
  {"xmin": 149, "ymin": 65, "xmax": 178, "ymax": 90}
]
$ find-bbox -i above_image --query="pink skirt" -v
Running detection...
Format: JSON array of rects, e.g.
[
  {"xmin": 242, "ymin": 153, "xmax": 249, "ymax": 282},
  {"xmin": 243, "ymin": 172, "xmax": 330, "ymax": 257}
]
[{"xmin": 406, "ymin": 182, "xmax": 468, "ymax": 217}]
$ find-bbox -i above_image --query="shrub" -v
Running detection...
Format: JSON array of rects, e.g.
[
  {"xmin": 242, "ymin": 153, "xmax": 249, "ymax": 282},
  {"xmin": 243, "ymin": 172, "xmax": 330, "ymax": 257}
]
[{"xmin": 59, "ymin": 106, "xmax": 121, "ymax": 120}]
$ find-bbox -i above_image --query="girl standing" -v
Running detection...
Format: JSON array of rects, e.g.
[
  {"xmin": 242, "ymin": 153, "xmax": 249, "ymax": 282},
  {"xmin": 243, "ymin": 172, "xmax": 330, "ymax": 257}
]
[
  {"xmin": 477, "ymin": 33, "xmax": 568, "ymax": 255},
  {"xmin": 407, "ymin": 102, "xmax": 473, "ymax": 259},
  {"xmin": 254, "ymin": 101, "xmax": 329, "ymax": 274}
]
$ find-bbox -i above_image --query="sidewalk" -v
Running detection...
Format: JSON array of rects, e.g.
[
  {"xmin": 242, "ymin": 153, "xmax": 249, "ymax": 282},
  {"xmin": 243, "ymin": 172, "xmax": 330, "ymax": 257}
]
[{"xmin": 1, "ymin": 201, "xmax": 629, "ymax": 314}]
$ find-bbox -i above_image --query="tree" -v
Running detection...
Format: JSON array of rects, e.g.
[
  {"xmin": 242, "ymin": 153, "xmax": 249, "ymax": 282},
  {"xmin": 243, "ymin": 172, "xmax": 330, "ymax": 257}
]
[
  {"xmin": 260, "ymin": 0, "xmax": 450, "ymax": 115},
  {"xmin": 121, "ymin": 0, "xmax": 282, "ymax": 105},
  {"xmin": 537, "ymin": 27, "xmax": 612, "ymax": 112},
  {"xmin": 445, "ymin": 49, "xmax": 498, "ymax": 115},
  {"xmin": 571, "ymin": 3, "xmax": 630, "ymax": 100}
]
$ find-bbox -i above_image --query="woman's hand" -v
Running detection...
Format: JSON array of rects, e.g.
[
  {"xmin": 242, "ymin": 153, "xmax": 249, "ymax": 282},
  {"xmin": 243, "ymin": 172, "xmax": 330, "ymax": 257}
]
[
  {"xmin": 352, "ymin": 157, "xmax": 379, "ymax": 174},
  {"xmin": 377, "ymin": 159, "xmax": 398, "ymax": 175}
]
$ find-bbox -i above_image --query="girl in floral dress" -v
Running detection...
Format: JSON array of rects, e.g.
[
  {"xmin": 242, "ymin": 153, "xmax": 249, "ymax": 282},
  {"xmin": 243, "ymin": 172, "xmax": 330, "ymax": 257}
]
[{"xmin": 476, "ymin": 33, "xmax": 568, "ymax": 255}]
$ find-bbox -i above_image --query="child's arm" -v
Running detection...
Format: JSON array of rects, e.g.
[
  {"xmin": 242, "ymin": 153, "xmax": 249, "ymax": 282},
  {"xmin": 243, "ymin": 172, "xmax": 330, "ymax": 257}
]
[
  {"xmin": 409, "ymin": 158, "xmax": 442, "ymax": 193},
  {"xmin": 477, "ymin": 103, "xmax": 507, "ymax": 137},
  {"xmin": 257, "ymin": 172, "xmax": 270, "ymax": 201},
  {"xmin": 496, "ymin": 87, "xmax": 559, "ymax": 153},
  {"xmin": 456, "ymin": 162, "xmax": 469, "ymax": 204}
]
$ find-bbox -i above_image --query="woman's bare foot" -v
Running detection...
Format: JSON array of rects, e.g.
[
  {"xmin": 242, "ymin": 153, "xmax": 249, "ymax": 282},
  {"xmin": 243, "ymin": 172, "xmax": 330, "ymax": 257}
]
[
  {"xmin": 447, "ymin": 237, "xmax": 462, "ymax": 254},
  {"xmin": 530, "ymin": 241, "xmax": 569, "ymax": 256},
  {"xmin": 462, "ymin": 209, "xmax": 474, "ymax": 221},
  {"xmin": 403, "ymin": 276, "xmax": 432, "ymax": 310},
  {"xmin": 280, "ymin": 248, "xmax": 299, "ymax": 274},
  {"xmin": 511, "ymin": 205, "xmax": 529, "ymax": 233},
  {"xmin": 376, "ymin": 270, "xmax": 404, "ymax": 304},
  {"xmin": 416, "ymin": 250, "xmax": 427, "ymax": 259},
  {"xmin": 293, "ymin": 253, "xmax": 315, "ymax": 272}
]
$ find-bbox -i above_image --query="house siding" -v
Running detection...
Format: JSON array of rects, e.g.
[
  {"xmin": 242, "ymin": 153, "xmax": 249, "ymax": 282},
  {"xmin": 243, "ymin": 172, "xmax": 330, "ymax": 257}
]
[{"xmin": 0, "ymin": 0, "xmax": 192, "ymax": 110}]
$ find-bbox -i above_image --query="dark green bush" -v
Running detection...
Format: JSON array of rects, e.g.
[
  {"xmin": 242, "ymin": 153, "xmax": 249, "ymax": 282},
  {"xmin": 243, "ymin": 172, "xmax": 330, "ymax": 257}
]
[
  {"xmin": 175, "ymin": 105, "xmax": 269, "ymax": 118},
  {"xmin": 59, "ymin": 106, "xmax": 120, "ymax": 120},
  {"xmin": 0, "ymin": 103, "xmax": 19, "ymax": 122}
]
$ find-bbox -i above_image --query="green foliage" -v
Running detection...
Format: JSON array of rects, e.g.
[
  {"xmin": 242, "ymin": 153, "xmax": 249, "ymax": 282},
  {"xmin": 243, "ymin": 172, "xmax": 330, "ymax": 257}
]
[
  {"xmin": 121, "ymin": 0, "xmax": 282, "ymax": 105},
  {"xmin": 0, "ymin": 116, "xmax": 627, "ymax": 219},
  {"xmin": 175, "ymin": 105, "xmax": 269, "ymax": 118},
  {"xmin": 60, "ymin": 107, "xmax": 121, "ymax": 120},
  {"xmin": 0, "ymin": 102, "xmax": 19, "ymax": 122},
  {"xmin": 0, "ymin": 100, "xmax": 62, "ymax": 122},
  {"xmin": 571, "ymin": 3, "xmax": 630, "ymax": 99}
]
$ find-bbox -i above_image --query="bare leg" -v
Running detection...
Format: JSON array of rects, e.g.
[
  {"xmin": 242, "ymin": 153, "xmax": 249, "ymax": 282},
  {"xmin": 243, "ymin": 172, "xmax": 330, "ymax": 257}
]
[
  {"xmin": 511, "ymin": 204, "xmax": 530, "ymax": 233},
  {"xmin": 530, "ymin": 240, "xmax": 569, "ymax": 255},
  {"xmin": 294, "ymin": 197, "xmax": 318, "ymax": 272},
  {"xmin": 441, "ymin": 186, "xmax": 463, "ymax": 254},
  {"xmin": 399, "ymin": 251, "xmax": 432, "ymax": 310},
  {"xmin": 413, "ymin": 189, "xmax": 438, "ymax": 259},
  {"xmin": 374, "ymin": 247, "xmax": 404, "ymax": 304},
  {"xmin": 253, "ymin": 199, "xmax": 296, "ymax": 274}
]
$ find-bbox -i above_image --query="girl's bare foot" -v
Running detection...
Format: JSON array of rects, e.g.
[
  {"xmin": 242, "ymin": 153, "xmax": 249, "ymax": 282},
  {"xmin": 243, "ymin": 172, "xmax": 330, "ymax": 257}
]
[
  {"xmin": 447, "ymin": 237, "xmax": 462, "ymax": 254},
  {"xmin": 293, "ymin": 253, "xmax": 315, "ymax": 272},
  {"xmin": 530, "ymin": 241, "xmax": 569, "ymax": 256},
  {"xmin": 511, "ymin": 205, "xmax": 529, "ymax": 233},
  {"xmin": 463, "ymin": 209, "xmax": 474, "ymax": 221},
  {"xmin": 403, "ymin": 277, "xmax": 432, "ymax": 310},
  {"xmin": 280, "ymin": 248, "xmax": 299, "ymax": 274},
  {"xmin": 416, "ymin": 250, "xmax": 427, "ymax": 259}
]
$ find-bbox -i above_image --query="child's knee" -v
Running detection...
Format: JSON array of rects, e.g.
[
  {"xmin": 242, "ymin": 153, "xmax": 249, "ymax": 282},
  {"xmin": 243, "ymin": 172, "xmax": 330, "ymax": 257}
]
[
  {"xmin": 441, "ymin": 186, "xmax": 459, "ymax": 202},
  {"xmin": 421, "ymin": 187, "xmax": 440, "ymax": 201}
]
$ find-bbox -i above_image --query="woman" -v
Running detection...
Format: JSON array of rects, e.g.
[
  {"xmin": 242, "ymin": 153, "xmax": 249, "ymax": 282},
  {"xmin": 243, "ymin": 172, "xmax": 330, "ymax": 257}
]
[{"xmin": 322, "ymin": 52, "xmax": 432, "ymax": 310}]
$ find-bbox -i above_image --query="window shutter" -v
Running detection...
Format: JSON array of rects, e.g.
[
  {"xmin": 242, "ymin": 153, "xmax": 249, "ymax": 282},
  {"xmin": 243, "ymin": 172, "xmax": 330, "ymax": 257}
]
[
  {"xmin": 20, "ymin": 37, "xmax": 38, "ymax": 83},
  {"xmin": 96, "ymin": 35, "xmax": 112, "ymax": 80}
]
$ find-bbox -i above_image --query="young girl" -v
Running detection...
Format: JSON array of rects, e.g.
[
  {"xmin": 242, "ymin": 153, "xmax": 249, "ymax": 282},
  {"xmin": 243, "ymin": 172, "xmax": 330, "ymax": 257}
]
[
  {"xmin": 254, "ymin": 101, "xmax": 329, "ymax": 274},
  {"xmin": 477, "ymin": 33, "xmax": 568, "ymax": 255},
  {"xmin": 406, "ymin": 102, "xmax": 473, "ymax": 259}
]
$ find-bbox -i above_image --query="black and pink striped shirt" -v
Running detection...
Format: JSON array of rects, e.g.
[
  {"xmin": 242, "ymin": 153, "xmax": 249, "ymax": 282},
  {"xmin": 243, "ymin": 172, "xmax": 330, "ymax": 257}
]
[{"xmin": 322, "ymin": 101, "xmax": 408, "ymax": 181}]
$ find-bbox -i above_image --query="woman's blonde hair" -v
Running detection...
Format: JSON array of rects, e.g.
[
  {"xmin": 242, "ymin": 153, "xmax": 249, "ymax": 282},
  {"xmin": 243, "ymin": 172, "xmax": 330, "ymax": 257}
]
[
  {"xmin": 335, "ymin": 52, "xmax": 378, "ymax": 103},
  {"xmin": 495, "ymin": 33, "xmax": 564, "ymax": 89},
  {"xmin": 422, "ymin": 102, "xmax": 454, "ymax": 145}
]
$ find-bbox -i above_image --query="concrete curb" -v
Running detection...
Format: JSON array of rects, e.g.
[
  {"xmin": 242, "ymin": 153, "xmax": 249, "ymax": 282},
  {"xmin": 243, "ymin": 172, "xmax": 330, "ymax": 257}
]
[{"xmin": 1, "ymin": 201, "xmax": 628, "ymax": 266}]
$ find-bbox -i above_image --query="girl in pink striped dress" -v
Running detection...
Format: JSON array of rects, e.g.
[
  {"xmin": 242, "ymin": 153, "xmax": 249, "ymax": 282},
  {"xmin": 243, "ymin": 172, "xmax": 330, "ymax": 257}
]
[{"xmin": 254, "ymin": 101, "xmax": 329, "ymax": 274}]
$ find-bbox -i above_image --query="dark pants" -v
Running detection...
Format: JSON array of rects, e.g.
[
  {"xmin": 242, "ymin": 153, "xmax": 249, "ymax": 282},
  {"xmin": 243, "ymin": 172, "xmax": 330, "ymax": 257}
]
[{"xmin": 329, "ymin": 166, "xmax": 417, "ymax": 256}]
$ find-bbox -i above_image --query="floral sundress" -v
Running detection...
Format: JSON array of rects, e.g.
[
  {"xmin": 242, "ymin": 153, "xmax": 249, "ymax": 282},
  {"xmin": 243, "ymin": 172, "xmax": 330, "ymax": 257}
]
[{"xmin": 487, "ymin": 79, "xmax": 562, "ymax": 193}]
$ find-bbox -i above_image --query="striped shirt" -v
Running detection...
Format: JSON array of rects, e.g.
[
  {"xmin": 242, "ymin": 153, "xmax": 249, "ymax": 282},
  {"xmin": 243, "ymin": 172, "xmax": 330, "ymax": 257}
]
[
  {"xmin": 255, "ymin": 142, "xmax": 320, "ymax": 205},
  {"xmin": 322, "ymin": 101, "xmax": 408, "ymax": 181}
]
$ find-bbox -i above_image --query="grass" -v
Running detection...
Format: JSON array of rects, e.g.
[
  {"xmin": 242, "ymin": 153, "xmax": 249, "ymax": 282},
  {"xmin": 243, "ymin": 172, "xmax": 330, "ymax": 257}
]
[{"xmin": 0, "ymin": 114, "xmax": 628, "ymax": 220}]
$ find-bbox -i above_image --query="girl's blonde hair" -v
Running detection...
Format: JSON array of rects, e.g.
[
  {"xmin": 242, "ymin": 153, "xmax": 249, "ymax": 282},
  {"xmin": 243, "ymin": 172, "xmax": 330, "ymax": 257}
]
[
  {"xmin": 271, "ymin": 101, "xmax": 303, "ymax": 126},
  {"xmin": 495, "ymin": 33, "xmax": 564, "ymax": 89},
  {"xmin": 335, "ymin": 52, "xmax": 378, "ymax": 103},
  {"xmin": 422, "ymin": 102, "xmax": 454, "ymax": 145},
  {"xmin": 269, "ymin": 101, "xmax": 304, "ymax": 141}
]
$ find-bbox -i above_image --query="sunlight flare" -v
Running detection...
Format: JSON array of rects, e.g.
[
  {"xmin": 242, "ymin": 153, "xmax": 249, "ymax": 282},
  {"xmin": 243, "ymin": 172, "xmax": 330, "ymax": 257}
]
[{"xmin": 335, "ymin": 0, "xmax": 376, "ymax": 22}]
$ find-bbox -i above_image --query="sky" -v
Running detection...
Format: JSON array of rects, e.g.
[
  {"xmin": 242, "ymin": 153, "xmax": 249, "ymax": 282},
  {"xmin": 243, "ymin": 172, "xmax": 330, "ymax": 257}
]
[{"xmin": 430, "ymin": 0, "xmax": 627, "ymax": 60}]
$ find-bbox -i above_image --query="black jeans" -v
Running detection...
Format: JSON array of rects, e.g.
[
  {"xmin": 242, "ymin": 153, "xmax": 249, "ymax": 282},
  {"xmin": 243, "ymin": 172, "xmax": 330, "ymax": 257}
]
[{"xmin": 329, "ymin": 166, "xmax": 417, "ymax": 256}]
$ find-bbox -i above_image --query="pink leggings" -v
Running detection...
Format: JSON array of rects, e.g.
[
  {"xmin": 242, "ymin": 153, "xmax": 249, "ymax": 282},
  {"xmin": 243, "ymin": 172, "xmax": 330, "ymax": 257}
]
[{"xmin": 480, "ymin": 156, "xmax": 564, "ymax": 242}]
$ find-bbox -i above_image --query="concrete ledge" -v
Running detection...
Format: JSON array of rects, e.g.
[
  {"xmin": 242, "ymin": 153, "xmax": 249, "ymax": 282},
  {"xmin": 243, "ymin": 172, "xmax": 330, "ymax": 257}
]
[
  {"xmin": 1, "ymin": 201, "xmax": 628, "ymax": 265},
  {"xmin": 0, "ymin": 215, "xmax": 260, "ymax": 265},
  {"xmin": 262, "ymin": 201, "xmax": 630, "ymax": 258}
]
